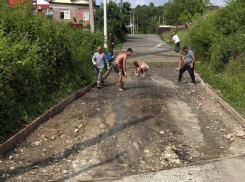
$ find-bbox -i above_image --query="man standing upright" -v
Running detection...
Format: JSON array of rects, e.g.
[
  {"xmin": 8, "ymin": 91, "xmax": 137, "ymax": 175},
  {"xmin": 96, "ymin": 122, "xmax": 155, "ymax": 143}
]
[
  {"xmin": 92, "ymin": 46, "xmax": 110, "ymax": 89},
  {"xmin": 171, "ymin": 32, "xmax": 180, "ymax": 53},
  {"xmin": 177, "ymin": 46, "xmax": 196, "ymax": 85},
  {"xmin": 108, "ymin": 33, "xmax": 116, "ymax": 56},
  {"xmin": 113, "ymin": 48, "xmax": 133, "ymax": 92}
]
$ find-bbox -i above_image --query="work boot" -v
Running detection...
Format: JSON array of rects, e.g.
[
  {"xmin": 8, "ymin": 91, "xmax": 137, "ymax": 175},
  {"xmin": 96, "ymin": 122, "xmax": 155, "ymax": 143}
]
[
  {"xmin": 116, "ymin": 81, "xmax": 123, "ymax": 86},
  {"xmin": 97, "ymin": 82, "xmax": 101, "ymax": 89},
  {"xmin": 118, "ymin": 82, "xmax": 125, "ymax": 92},
  {"xmin": 118, "ymin": 88, "xmax": 125, "ymax": 92}
]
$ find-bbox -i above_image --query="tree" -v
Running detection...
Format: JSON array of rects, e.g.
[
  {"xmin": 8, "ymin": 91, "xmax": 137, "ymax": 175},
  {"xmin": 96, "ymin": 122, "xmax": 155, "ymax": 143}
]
[
  {"xmin": 94, "ymin": 1, "xmax": 131, "ymax": 42},
  {"xmin": 134, "ymin": 3, "xmax": 164, "ymax": 34},
  {"xmin": 164, "ymin": 0, "xmax": 211, "ymax": 27}
]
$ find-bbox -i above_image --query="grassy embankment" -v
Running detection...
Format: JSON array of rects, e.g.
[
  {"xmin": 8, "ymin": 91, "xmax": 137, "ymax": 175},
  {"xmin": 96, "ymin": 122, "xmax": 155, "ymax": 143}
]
[{"xmin": 161, "ymin": 1, "xmax": 245, "ymax": 118}]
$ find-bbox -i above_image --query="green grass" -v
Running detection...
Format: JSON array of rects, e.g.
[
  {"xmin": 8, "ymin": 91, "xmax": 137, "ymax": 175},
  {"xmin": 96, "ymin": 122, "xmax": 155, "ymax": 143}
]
[
  {"xmin": 113, "ymin": 42, "xmax": 124, "ymax": 53},
  {"xmin": 161, "ymin": 30, "xmax": 190, "ymax": 55},
  {"xmin": 195, "ymin": 63, "xmax": 245, "ymax": 118}
]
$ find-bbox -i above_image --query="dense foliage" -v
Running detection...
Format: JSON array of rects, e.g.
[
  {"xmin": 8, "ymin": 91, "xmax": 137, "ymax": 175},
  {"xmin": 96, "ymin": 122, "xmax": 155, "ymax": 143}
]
[
  {"xmin": 95, "ymin": 1, "xmax": 131, "ymax": 42},
  {"xmin": 164, "ymin": 0, "xmax": 211, "ymax": 26},
  {"xmin": 0, "ymin": 1, "xmax": 104, "ymax": 141},
  {"xmin": 134, "ymin": 0, "xmax": 210, "ymax": 34},
  {"xmin": 162, "ymin": 0, "xmax": 245, "ymax": 117},
  {"xmin": 134, "ymin": 3, "xmax": 164, "ymax": 34}
]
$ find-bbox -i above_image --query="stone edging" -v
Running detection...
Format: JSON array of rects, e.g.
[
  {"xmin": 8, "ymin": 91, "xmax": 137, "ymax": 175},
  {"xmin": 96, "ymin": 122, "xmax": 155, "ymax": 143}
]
[
  {"xmin": 0, "ymin": 68, "xmax": 113, "ymax": 157},
  {"xmin": 195, "ymin": 73, "xmax": 245, "ymax": 128}
]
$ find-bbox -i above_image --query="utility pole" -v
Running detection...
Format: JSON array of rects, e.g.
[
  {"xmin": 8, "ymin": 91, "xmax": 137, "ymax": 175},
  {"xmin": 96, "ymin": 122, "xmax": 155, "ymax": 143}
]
[
  {"xmin": 130, "ymin": 12, "xmax": 132, "ymax": 34},
  {"xmin": 89, "ymin": 0, "xmax": 94, "ymax": 32},
  {"xmin": 159, "ymin": 16, "xmax": 160, "ymax": 26},
  {"xmin": 163, "ymin": 12, "xmax": 164, "ymax": 25},
  {"xmin": 104, "ymin": 0, "xmax": 107, "ymax": 48},
  {"xmin": 133, "ymin": 12, "xmax": 135, "ymax": 34},
  {"xmin": 120, "ymin": 0, "xmax": 122, "ymax": 13},
  {"xmin": 137, "ymin": 15, "xmax": 138, "ymax": 34}
]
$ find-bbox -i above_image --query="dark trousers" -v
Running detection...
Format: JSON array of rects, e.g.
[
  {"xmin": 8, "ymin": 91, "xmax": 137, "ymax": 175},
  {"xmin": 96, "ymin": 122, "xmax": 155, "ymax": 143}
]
[
  {"xmin": 109, "ymin": 44, "xmax": 114, "ymax": 56},
  {"xmin": 178, "ymin": 64, "xmax": 196, "ymax": 83},
  {"xmin": 175, "ymin": 42, "xmax": 180, "ymax": 53}
]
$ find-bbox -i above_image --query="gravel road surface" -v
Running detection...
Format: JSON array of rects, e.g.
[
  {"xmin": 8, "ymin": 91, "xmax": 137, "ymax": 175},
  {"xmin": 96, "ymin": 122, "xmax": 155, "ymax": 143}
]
[{"xmin": 1, "ymin": 34, "xmax": 245, "ymax": 182}]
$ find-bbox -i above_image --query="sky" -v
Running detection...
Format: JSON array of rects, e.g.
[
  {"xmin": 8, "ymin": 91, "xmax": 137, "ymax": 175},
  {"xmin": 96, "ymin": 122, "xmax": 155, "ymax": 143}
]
[{"xmin": 96, "ymin": 0, "xmax": 226, "ymax": 8}]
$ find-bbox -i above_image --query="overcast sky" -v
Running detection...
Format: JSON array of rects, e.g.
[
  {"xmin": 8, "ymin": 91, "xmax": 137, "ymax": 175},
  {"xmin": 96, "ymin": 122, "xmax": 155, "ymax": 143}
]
[{"xmin": 96, "ymin": 0, "xmax": 226, "ymax": 7}]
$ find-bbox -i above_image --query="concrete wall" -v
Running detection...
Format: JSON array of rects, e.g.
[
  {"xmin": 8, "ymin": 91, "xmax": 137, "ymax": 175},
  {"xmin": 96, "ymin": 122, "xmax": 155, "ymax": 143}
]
[
  {"xmin": 37, "ymin": 0, "xmax": 49, "ymax": 5},
  {"xmin": 75, "ymin": 9, "xmax": 90, "ymax": 25},
  {"xmin": 50, "ymin": 0, "xmax": 95, "ymax": 4},
  {"xmin": 50, "ymin": 3, "xmax": 94, "ymax": 25}
]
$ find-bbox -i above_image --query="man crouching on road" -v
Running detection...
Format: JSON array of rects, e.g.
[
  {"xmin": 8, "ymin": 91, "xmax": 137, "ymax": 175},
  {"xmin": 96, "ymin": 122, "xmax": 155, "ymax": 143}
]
[
  {"xmin": 177, "ymin": 46, "xmax": 196, "ymax": 85},
  {"xmin": 113, "ymin": 48, "xmax": 133, "ymax": 92},
  {"xmin": 92, "ymin": 46, "xmax": 110, "ymax": 89},
  {"xmin": 133, "ymin": 61, "xmax": 149, "ymax": 77}
]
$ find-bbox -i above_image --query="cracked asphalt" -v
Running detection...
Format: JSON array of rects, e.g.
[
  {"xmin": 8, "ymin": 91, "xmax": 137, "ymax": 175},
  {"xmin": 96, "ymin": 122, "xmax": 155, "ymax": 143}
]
[{"xmin": 1, "ymin": 34, "xmax": 245, "ymax": 182}]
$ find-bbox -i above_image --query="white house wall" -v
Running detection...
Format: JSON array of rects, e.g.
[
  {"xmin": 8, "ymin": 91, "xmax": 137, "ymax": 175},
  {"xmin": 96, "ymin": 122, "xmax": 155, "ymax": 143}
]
[
  {"xmin": 50, "ymin": 0, "xmax": 89, "ymax": 4},
  {"xmin": 37, "ymin": 0, "xmax": 49, "ymax": 5}
]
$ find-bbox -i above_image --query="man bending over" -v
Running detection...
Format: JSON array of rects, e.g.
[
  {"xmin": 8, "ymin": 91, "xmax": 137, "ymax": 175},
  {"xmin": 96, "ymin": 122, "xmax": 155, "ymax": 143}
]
[
  {"xmin": 113, "ymin": 48, "xmax": 133, "ymax": 92},
  {"xmin": 133, "ymin": 61, "xmax": 149, "ymax": 77}
]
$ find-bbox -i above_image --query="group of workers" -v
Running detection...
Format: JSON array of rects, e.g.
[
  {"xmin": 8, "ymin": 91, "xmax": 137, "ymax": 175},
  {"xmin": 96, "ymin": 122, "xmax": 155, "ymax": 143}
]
[
  {"xmin": 92, "ymin": 45, "xmax": 149, "ymax": 92},
  {"xmin": 91, "ymin": 32, "xmax": 196, "ymax": 92}
]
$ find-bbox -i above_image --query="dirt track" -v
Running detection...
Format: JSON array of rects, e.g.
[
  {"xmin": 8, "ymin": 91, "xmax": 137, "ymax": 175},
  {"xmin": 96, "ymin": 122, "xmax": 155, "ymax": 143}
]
[{"xmin": 0, "ymin": 35, "xmax": 245, "ymax": 182}]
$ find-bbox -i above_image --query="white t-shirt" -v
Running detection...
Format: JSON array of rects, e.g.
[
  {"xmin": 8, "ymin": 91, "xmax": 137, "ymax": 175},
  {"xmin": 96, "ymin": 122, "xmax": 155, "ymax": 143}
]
[{"xmin": 173, "ymin": 35, "xmax": 180, "ymax": 43}]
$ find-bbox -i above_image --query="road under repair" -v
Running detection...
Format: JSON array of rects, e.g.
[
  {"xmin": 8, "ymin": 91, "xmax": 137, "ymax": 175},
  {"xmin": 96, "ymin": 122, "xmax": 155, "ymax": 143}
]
[{"xmin": 1, "ymin": 35, "xmax": 245, "ymax": 182}]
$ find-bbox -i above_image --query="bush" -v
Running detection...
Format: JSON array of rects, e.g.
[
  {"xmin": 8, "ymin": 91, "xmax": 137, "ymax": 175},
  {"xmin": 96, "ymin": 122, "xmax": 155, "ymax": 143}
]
[
  {"xmin": 0, "ymin": 2, "xmax": 104, "ymax": 141},
  {"xmin": 161, "ymin": 1, "xmax": 245, "ymax": 117}
]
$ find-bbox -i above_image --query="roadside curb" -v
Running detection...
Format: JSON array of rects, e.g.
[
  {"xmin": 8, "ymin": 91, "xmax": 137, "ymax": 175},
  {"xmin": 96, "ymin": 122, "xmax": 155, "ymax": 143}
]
[
  {"xmin": 0, "ymin": 68, "xmax": 112, "ymax": 157},
  {"xmin": 195, "ymin": 73, "xmax": 245, "ymax": 128}
]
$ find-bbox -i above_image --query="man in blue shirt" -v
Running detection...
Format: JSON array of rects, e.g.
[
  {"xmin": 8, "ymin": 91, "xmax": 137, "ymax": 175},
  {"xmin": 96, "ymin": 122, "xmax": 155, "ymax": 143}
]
[
  {"xmin": 92, "ymin": 46, "xmax": 110, "ymax": 88},
  {"xmin": 177, "ymin": 46, "xmax": 196, "ymax": 85}
]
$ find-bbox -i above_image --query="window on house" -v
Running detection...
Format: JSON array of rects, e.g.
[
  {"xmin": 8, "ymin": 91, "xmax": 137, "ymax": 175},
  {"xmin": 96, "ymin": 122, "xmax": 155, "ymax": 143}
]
[
  {"xmin": 60, "ymin": 9, "xmax": 70, "ymax": 20},
  {"xmin": 43, "ymin": 8, "xmax": 53, "ymax": 16},
  {"xmin": 83, "ymin": 12, "xmax": 89, "ymax": 21},
  {"xmin": 47, "ymin": 9, "xmax": 53, "ymax": 16},
  {"xmin": 42, "ymin": 8, "xmax": 48, "ymax": 14}
]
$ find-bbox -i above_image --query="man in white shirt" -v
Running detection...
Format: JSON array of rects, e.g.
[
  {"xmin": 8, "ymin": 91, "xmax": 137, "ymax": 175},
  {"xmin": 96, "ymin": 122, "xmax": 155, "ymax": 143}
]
[
  {"xmin": 171, "ymin": 32, "xmax": 180, "ymax": 53},
  {"xmin": 92, "ymin": 46, "xmax": 110, "ymax": 89}
]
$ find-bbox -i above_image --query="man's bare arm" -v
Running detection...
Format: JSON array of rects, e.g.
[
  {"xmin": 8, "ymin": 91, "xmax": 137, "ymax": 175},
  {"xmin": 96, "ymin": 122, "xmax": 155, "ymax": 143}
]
[{"xmin": 123, "ymin": 54, "xmax": 127, "ymax": 72}]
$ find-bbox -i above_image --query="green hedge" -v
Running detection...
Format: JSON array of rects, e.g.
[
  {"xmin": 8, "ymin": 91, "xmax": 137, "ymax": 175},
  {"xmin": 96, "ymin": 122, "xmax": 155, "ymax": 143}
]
[
  {"xmin": 0, "ymin": 2, "xmax": 104, "ymax": 141},
  {"xmin": 161, "ymin": 0, "xmax": 245, "ymax": 117}
]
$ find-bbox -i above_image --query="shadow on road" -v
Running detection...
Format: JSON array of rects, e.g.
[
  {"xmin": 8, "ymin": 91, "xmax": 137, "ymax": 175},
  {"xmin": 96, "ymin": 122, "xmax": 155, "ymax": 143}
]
[
  {"xmin": 0, "ymin": 116, "xmax": 153, "ymax": 181},
  {"xmin": 54, "ymin": 151, "xmax": 127, "ymax": 182}
]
